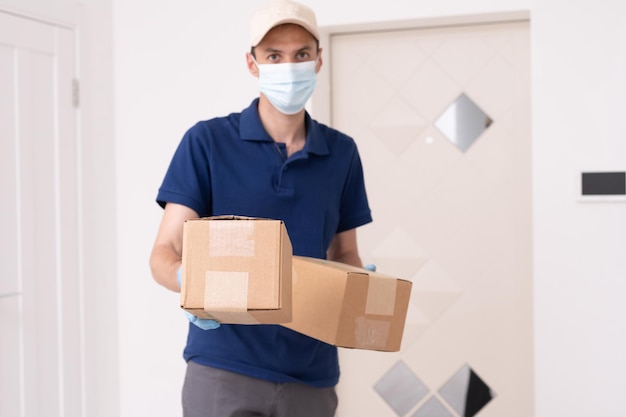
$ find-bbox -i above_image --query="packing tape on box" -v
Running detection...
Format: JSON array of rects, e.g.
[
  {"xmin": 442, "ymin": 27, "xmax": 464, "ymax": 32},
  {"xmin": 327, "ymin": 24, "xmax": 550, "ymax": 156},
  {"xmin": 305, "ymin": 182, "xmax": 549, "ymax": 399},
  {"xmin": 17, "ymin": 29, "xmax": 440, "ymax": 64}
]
[
  {"xmin": 203, "ymin": 270, "xmax": 261, "ymax": 324},
  {"xmin": 354, "ymin": 317, "xmax": 391, "ymax": 349},
  {"xmin": 209, "ymin": 221, "xmax": 255, "ymax": 257},
  {"xmin": 365, "ymin": 275, "xmax": 397, "ymax": 316},
  {"xmin": 204, "ymin": 271, "xmax": 249, "ymax": 311},
  {"xmin": 208, "ymin": 310, "xmax": 261, "ymax": 325}
]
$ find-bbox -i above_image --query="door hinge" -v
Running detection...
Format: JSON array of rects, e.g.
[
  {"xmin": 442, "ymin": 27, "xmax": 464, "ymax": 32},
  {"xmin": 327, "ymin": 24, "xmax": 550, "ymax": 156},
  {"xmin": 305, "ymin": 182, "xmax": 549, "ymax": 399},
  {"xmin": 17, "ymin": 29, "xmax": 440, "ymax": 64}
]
[{"xmin": 72, "ymin": 78, "xmax": 80, "ymax": 108}]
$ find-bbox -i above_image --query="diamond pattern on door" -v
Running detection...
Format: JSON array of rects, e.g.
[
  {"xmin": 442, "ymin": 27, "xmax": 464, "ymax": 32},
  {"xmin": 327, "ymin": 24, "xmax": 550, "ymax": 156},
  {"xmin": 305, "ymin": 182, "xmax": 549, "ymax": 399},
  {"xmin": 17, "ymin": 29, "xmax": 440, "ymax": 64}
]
[
  {"xmin": 374, "ymin": 361, "xmax": 429, "ymax": 416},
  {"xmin": 369, "ymin": 96, "xmax": 429, "ymax": 156},
  {"xmin": 438, "ymin": 365, "xmax": 495, "ymax": 417},
  {"xmin": 435, "ymin": 93, "xmax": 492, "ymax": 152},
  {"xmin": 374, "ymin": 361, "xmax": 495, "ymax": 417},
  {"xmin": 411, "ymin": 397, "xmax": 454, "ymax": 417},
  {"xmin": 330, "ymin": 20, "xmax": 532, "ymax": 417}
]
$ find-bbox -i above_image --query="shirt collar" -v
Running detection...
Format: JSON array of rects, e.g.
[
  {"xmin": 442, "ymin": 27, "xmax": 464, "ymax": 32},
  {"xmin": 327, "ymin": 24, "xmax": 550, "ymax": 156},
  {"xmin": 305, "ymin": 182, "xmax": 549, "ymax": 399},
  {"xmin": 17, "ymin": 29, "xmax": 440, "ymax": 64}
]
[{"xmin": 240, "ymin": 99, "xmax": 329, "ymax": 156}]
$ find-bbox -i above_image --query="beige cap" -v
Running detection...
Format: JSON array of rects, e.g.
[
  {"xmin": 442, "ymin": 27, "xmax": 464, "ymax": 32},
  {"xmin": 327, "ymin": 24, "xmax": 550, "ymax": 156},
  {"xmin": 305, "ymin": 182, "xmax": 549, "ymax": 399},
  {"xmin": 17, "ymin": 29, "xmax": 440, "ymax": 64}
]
[{"xmin": 250, "ymin": 0, "xmax": 319, "ymax": 47}]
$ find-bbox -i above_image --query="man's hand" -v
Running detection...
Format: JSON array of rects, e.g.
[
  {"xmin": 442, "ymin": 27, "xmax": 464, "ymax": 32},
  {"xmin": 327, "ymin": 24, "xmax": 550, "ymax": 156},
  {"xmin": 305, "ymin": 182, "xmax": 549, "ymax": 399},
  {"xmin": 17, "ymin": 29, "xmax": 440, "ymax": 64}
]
[
  {"xmin": 183, "ymin": 311, "xmax": 221, "ymax": 330},
  {"xmin": 177, "ymin": 267, "xmax": 220, "ymax": 330}
]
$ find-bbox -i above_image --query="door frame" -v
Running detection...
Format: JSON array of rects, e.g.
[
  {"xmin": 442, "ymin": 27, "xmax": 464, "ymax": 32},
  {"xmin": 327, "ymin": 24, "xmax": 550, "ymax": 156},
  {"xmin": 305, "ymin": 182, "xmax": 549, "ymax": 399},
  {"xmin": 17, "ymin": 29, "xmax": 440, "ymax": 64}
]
[{"xmin": 0, "ymin": 2, "xmax": 75, "ymax": 28}]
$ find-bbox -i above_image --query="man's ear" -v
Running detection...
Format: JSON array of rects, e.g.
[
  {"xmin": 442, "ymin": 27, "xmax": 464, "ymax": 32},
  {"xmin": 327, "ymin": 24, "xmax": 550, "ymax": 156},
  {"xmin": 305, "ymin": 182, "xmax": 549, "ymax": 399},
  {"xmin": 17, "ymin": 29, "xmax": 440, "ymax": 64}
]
[
  {"xmin": 246, "ymin": 52, "xmax": 259, "ymax": 77},
  {"xmin": 315, "ymin": 47, "xmax": 323, "ymax": 73}
]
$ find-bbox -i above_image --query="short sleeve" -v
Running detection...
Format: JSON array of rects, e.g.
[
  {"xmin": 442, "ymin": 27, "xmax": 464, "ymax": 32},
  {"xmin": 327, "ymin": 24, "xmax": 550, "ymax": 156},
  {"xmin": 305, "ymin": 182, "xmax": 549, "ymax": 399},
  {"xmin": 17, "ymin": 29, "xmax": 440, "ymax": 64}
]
[
  {"xmin": 156, "ymin": 123, "xmax": 212, "ymax": 216},
  {"xmin": 337, "ymin": 145, "xmax": 372, "ymax": 233}
]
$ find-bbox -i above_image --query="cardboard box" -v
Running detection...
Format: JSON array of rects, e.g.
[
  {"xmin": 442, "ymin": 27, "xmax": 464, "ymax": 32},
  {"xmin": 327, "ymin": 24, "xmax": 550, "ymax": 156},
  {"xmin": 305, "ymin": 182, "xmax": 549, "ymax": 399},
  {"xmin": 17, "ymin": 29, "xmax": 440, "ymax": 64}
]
[
  {"xmin": 282, "ymin": 256, "xmax": 412, "ymax": 352},
  {"xmin": 180, "ymin": 216, "xmax": 292, "ymax": 324}
]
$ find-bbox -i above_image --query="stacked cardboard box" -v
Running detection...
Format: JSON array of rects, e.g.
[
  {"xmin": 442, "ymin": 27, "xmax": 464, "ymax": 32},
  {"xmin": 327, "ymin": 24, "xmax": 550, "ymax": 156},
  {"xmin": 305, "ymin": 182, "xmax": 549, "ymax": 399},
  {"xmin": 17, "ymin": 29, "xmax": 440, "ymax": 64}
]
[
  {"xmin": 180, "ymin": 216, "xmax": 292, "ymax": 324},
  {"xmin": 283, "ymin": 256, "xmax": 412, "ymax": 352},
  {"xmin": 180, "ymin": 216, "xmax": 412, "ymax": 351}
]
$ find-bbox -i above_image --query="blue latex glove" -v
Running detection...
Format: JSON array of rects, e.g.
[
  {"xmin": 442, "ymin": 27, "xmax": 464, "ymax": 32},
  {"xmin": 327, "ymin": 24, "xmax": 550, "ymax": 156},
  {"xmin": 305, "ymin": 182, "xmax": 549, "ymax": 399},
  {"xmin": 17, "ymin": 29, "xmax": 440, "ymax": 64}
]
[
  {"xmin": 177, "ymin": 266, "xmax": 220, "ymax": 330},
  {"xmin": 364, "ymin": 264, "xmax": 377, "ymax": 272}
]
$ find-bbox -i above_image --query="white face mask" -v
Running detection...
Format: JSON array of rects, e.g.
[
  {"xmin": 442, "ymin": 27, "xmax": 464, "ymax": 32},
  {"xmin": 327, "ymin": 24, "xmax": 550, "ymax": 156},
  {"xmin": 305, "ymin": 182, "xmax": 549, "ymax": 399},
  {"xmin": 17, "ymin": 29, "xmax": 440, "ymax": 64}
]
[{"xmin": 254, "ymin": 59, "xmax": 317, "ymax": 115}]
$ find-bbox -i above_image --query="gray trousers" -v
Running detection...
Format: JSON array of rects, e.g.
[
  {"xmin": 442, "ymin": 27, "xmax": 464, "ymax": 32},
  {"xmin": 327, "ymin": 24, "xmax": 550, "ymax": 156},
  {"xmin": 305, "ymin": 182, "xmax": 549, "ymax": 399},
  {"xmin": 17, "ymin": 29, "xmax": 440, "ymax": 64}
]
[{"xmin": 182, "ymin": 361, "xmax": 338, "ymax": 417}]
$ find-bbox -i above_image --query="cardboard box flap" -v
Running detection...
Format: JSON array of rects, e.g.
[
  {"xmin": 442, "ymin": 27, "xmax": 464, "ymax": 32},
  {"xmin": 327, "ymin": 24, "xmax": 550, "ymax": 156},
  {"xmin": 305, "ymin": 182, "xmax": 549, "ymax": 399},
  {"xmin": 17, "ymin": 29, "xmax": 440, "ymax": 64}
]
[
  {"xmin": 186, "ymin": 215, "xmax": 272, "ymax": 222},
  {"xmin": 294, "ymin": 257, "xmax": 409, "ymax": 283}
]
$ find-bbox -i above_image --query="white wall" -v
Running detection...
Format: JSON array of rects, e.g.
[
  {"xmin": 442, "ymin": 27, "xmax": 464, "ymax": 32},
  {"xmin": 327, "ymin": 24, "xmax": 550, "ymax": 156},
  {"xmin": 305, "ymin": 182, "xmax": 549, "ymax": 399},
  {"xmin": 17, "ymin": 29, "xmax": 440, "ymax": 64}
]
[
  {"xmin": 113, "ymin": 3, "xmax": 262, "ymax": 416},
  {"xmin": 3, "ymin": 0, "xmax": 625, "ymax": 416},
  {"xmin": 531, "ymin": 1, "xmax": 626, "ymax": 415}
]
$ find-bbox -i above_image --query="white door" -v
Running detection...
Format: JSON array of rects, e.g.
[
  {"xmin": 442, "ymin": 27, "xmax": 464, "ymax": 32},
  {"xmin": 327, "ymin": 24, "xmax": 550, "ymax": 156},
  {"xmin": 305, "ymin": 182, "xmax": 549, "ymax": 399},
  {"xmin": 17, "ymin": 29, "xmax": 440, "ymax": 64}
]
[
  {"xmin": 328, "ymin": 20, "xmax": 532, "ymax": 417},
  {"xmin": 0, "ymin": 11, "xmax": 82, "ymax": 417}
]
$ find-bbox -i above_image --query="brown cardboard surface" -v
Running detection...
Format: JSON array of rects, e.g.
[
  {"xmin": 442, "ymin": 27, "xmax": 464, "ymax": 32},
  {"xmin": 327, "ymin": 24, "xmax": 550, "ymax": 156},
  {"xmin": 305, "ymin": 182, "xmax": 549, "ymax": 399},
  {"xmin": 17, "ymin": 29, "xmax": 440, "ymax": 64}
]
[
  {"xmin": 282, "ymin": 256, "xmax": 412, "ymax": 352},
  {"xmin": 180, "ymin": 216, "xmax": 292, "ymax": 324}
]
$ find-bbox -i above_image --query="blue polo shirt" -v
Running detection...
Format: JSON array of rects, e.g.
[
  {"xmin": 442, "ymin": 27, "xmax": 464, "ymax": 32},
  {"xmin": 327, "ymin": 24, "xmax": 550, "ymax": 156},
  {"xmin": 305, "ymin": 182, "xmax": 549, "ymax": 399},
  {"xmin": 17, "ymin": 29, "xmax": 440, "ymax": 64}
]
[{"xmin": 156, "ymin": 98, "xmax": 372, "ymax": 387}]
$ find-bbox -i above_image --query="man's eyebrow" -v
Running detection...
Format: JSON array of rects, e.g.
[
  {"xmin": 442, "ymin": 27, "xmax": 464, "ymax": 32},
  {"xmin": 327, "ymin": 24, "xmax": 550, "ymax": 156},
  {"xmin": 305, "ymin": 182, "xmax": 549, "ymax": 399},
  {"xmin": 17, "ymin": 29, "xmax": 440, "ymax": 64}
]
[{"xmin": 261, "ymin": 45, "xmax": 314, "ymax": 54}]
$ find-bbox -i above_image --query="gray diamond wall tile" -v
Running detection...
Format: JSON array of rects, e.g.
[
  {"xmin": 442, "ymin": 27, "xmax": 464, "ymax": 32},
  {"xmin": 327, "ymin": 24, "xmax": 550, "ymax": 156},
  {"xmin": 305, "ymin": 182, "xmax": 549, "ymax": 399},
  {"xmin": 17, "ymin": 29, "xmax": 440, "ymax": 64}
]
[
  {"xmin": 411, "ymin": 397, "xmax": 455, "ymax": 417},
  {"xmin": 374, "ymin": 361, "xmax": 429, "ymax": 416}
]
